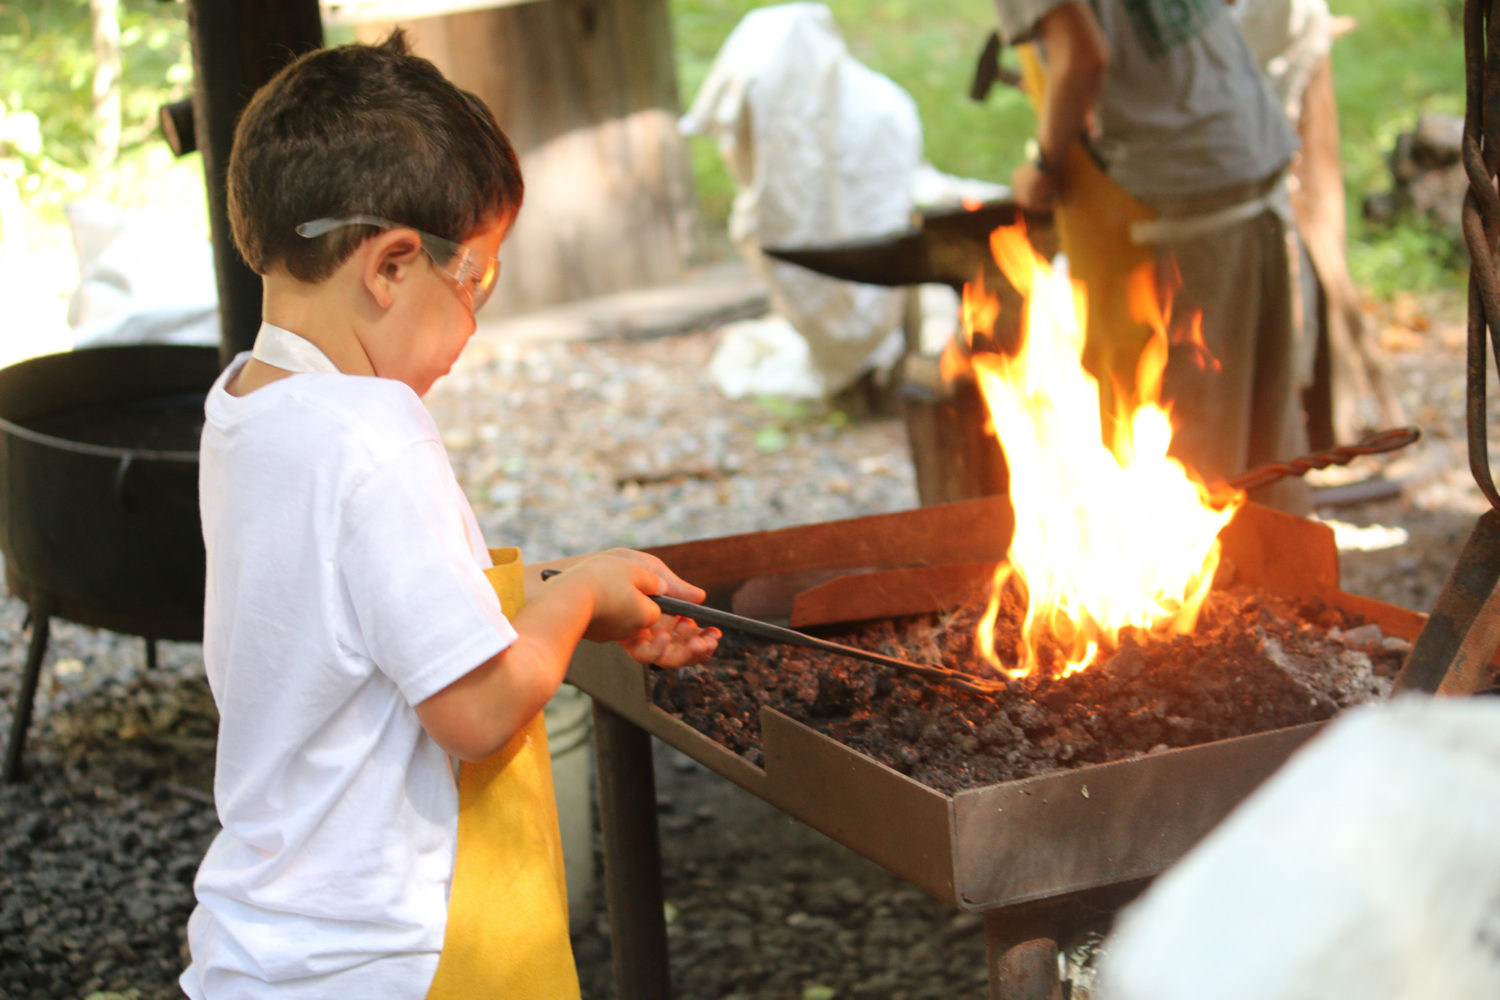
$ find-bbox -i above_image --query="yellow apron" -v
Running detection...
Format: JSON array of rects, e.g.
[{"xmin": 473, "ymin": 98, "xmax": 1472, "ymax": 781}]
[
  {"xmin": 425, "ymin": 546, "xmax": 581, "ymax": 1000},
  {"xmin": 1016, "ymin": 44, "xmax": 1158, "ymax": 433}
]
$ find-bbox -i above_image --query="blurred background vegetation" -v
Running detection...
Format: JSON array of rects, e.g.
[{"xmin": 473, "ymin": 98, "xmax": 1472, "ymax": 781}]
[{"xmin": 0, "ymin": 0, "xmax": 1471, "ymax": 329}]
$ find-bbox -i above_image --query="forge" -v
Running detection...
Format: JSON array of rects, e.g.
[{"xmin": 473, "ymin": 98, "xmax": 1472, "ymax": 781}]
[
  {"xmin": 567, "ymin": 495, "xmax": 1437, "ymax": 999},
  {"xmin": 649, "ymin": 581, "xmax": 1400, "ymax": 794}
]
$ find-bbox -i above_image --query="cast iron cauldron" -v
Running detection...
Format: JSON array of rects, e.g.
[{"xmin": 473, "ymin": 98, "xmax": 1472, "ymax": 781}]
[{"xmin": 0, "ymin": 344, "xmax": 221, "ymax": 780}]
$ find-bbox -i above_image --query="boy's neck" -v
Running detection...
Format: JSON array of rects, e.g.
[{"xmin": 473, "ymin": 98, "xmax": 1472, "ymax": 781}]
[
  {"xmin": 226, "ymin": 271, "xmax": 378, "ymax": 398},
  {"xmin": 260, "ymin": 271, "xmax": 377, "ymax": 378}
]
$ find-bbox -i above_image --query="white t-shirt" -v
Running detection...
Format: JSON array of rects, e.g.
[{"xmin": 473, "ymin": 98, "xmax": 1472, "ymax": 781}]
[{"xmin": 181, "ymin": 354, "xmax": 516, "ymax": 1000}]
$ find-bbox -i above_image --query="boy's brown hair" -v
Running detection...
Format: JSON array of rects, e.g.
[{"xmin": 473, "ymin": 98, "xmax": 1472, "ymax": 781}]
[{"xmin": 227, "ymin": 31, "xmax": 523, "ymax": 282}]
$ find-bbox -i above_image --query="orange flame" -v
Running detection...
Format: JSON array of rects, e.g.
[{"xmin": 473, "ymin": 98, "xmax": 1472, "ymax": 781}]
[{"xmin": 967, "ymin": 223, "xmax": 1242, "ymax": 679}]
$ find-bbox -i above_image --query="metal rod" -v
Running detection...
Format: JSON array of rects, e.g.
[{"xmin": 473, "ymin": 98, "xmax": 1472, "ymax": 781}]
[
  {"xmin": 1225, "ymin": 426, "xmax": 1421, "ymax": 494},
  {"xmin": 592, "ymin": 701, "xmax": 671, "ymax": 1000}
]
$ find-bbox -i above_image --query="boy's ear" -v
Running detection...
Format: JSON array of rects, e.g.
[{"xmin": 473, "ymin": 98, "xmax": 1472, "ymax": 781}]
[{"xmin": 361, "ymin": 228, "xmax": 425, "ymax": 309}]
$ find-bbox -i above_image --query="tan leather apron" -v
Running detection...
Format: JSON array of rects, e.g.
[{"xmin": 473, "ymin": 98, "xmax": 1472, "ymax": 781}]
[
  {"xmin": 425, "ymin": 546, "xmax": 581, "ymax": 1000},
  {"xmin": 1016, "ymin": 44, "xmax": 1158, "ymax": 433}
]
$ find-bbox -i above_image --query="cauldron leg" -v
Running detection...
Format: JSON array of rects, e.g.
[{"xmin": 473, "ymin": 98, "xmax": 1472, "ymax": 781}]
[
  {"xmin": 4, "ymin": 602, "xmax": 53, "ymax": 783},
  {"xmin": 984, "ymin": 910, "xmax": 1063, "ymax": 1000},
  {"xmin": 145, "ymin": 638, "xmax": 158, "ymax": 671}
]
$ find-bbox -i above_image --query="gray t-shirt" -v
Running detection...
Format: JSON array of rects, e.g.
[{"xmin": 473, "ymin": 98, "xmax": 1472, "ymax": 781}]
[{"xmin": 993, "ymin": 0, "xmax": 1296, "ymax": 203}]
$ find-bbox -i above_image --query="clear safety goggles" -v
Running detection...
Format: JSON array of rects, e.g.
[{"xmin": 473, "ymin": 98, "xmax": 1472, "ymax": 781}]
[{"xmin": 296, "ymin": 214, "xmax": 501, "ymax": 311}]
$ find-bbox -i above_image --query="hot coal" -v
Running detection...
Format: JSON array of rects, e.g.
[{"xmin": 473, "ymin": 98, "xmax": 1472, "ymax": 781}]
[{"xmin": 649, "ymin": 585, "xmax": 1402, "ymax": 794}]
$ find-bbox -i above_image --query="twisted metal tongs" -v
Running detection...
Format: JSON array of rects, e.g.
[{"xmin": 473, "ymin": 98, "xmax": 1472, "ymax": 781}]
[{"xmin": 1225, "ymin": 427, "xmax": 1421, "ymax": 493}]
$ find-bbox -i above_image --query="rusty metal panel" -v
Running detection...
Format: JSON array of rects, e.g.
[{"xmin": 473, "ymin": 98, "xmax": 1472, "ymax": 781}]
[
  {"xmin": 949, "ymin": 722, "xmax": 1323, "ymax": 910},
  {"xmin": 643, "ymin": 495, "xmax": 1015, "ymax": 592},
  {"xmin": 1329, "ymin": 591, "xmax": 1426, "ymax": 640},
  {"xmin": 790, "ymin": 562, "xmax": 1002, "ymax": 628},
  {"xmin": 1217, "ymin": 502, "xmax": 1339, "ymax": 595},
  {"xmin": 759, "ymin": 709, "xmax": 961, "ymax": 905},
  {"xmin": 567, "ymin": 643, "xmax": 769, "ymax": 797}
]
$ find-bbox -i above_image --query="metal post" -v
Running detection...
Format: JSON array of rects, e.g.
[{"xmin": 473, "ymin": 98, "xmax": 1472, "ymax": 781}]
[
  {"xmin": 4, "ymin": 601, "xmax": 53, "ymax": 783},
  {"xmin": 591, "ymin": 701, "xmax": 671, "ymax": 999},
  {"xmin": 183, "ymin": 0, "xmax": 322, "ymax": 367},
  {"xmin": 984, "ymin": 909, "xmax": 1064, "ymax": 1000}
]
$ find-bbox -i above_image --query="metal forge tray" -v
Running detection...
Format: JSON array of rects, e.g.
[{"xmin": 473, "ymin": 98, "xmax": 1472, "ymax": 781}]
[{"xmin": 567, "ymin": 496, "xmax": 1425, "ymax": 998}]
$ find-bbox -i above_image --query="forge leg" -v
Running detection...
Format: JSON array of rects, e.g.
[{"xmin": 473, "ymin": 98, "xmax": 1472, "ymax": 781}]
[
  {"xmin": 591, "ymin": 701, "xmax": 670, "ymax": 1000},
  {"xmin": 1396, "ymin": 508, "xmax": 1500, "ymax": 694},
  {"xmin": 4, "ymin": 605, "xmax": 53, "ymax": 783},
  {"xmin": 984, "ymin": 910, "xmax": 1063, "ymax": 1000}
]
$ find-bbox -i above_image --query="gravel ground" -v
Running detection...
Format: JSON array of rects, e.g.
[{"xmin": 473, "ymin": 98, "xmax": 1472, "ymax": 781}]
[{"xmin": 0, "ymin": 282, "xmax": 1487, "ymax": 999}]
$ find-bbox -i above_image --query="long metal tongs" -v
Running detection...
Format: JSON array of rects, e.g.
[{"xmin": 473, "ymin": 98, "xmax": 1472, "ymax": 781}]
[
  {"xmin": 541, "ymin": 569, "xmax": 1011, "ymax": 695},
  {"xmin": 652, "ymin": 593, "xmax": 1012, "ymax": 695}
]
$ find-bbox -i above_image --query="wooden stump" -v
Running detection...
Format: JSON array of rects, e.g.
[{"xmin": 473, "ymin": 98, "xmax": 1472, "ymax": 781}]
[
  {"xmin": 901, "ymin": 353, "xmax": 1010, "ymax": 507},
  {"xmin": 359, "ymin": 0, "xmax": 700, "ymax": 313}
]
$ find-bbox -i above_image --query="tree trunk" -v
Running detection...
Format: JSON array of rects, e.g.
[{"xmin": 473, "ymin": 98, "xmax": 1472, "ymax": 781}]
[
  {"xmin": 89, "ymin": 0, "xmax": 122, "ymax": 178},
  {"xmin": 359, "ymin": 0, "xmax": 699, "ymax": 313},
  {"xmin": 1292, "ymin": 52, "xmax": 1406, "ymax": 446}
]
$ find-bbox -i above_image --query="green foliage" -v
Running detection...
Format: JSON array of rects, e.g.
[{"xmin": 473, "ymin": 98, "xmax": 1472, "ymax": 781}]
[
  {"xmin": 1, "ymin": 0, "xmax": 194, "ymax": 220},
  {"xmin": 1331, "ymin": 0, "xmax": 1467, "ymax": 295},
  {"xmin": 1348, "ymin": 216, "xmax": 1467, "ymax": 299}
]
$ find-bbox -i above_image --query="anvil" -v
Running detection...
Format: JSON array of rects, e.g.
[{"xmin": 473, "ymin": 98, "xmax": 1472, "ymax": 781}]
[{"xmin": 760, "ymin": 197, "xmax": 1053, "ymax": 292}]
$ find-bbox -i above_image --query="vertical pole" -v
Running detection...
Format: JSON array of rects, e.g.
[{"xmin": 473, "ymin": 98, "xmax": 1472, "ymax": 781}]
[
  {"xmin": 4, "ymin": 602, "xmax": 53, "ymax": 783},
  {"xmin": 183, "ymin": 0, "xmax": 322, "ymax": 367},
  {"xmin": 984, "ymin": 910, "xmax": 1064, "ymax": 1000},
  {"xmin": 591, "ymin": 701, "xmax": 671, "ymax": 999}
]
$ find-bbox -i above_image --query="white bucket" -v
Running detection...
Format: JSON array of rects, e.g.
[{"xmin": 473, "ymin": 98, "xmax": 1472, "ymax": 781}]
[{"xmin": 543, "ymin": 683, "xmax": 595, "ymax": 933}]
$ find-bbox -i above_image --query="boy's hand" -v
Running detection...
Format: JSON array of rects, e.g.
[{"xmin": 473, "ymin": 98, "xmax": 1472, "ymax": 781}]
[
  {"xmin": 551, "ymin": 550, "xmax": 719, "ymax": 666},
  {"xmin": 618, "ymin": 610, "xmax": 720, "ymax": 668}
]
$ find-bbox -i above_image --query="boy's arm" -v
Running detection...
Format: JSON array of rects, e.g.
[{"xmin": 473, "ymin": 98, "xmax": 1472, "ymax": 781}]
[
  {"xmin": 415, "ymin": 577, "xmax": 595, "ymax": 761},
  {"xmin": 416, "ymin": 553, "xmax": 717, "ymax": 761}
]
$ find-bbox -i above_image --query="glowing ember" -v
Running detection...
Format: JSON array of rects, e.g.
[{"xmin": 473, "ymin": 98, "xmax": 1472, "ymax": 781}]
[{"xmin": 959, "ymin": 222, "xmax": 1242, "ymax": 680}]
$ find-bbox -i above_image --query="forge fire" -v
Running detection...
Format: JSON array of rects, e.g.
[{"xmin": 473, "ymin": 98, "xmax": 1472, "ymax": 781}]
[{"xmin": 956, "ymin": 222, "xmax": 1241, "ymax": 680}]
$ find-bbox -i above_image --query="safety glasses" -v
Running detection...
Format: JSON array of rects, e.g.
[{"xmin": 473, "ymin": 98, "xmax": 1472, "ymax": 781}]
[{"xmin": 296, "ymin": 214, "xmax": 501, "ymax": 311}]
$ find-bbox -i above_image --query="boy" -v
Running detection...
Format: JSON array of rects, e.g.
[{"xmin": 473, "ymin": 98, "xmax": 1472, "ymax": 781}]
[{"xmin": 180, "ymin": 33, "xmax": 719, "ymax": 999}]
